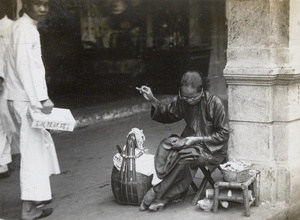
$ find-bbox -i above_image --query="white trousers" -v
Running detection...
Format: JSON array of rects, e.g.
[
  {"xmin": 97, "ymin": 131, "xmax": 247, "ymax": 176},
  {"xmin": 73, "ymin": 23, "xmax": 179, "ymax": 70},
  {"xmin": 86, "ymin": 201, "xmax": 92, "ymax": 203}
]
[
  {"xmin": 0, "ymin": 92, "xmax": 15, "ymax": 166},
  {"xmin": 8, "ymin": 101, "xmax": 60, "ymax": 201},
  {"xmin": 0, "ymin": 118, "xmax": 11, "ymax": 166}
]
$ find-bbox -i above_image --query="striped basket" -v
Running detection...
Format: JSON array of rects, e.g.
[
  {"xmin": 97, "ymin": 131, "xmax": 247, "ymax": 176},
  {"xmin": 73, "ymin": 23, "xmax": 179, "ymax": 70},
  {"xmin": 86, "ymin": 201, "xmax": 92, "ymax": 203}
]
[{"xmin": 111, "ymin": 133, "xmax": 152, "ymax": 205}]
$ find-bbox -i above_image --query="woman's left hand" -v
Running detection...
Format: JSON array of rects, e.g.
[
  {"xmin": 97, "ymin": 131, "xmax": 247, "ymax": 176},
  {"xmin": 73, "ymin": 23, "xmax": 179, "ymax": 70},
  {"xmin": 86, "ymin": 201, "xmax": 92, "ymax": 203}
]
[{"xmin": 184, "ymin": 137, "xmax": 198, "ymax": 146}]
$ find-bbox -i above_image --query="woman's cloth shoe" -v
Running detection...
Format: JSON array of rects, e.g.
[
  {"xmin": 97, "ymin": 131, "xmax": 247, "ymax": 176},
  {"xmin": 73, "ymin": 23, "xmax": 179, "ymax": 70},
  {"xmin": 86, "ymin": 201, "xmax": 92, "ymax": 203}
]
[
  {"xmin": 148, "ymin": 202, "xmax": 165, "ymax": 212},
  {"xmin": 139, "ymin": 200, "xmax": 149, "ymax": 211},
  {"xmin": 143, "ymin": 188, "xmax": 156, "ymax": 205}
]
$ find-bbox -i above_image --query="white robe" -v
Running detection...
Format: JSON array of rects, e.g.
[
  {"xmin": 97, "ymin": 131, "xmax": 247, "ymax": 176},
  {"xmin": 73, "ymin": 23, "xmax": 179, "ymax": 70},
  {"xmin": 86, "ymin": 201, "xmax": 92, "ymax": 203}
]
[
  {"xmin": 0, "ymin": 92, "xmax": 15, "ymax": 165},
  {"xmin": 4, "ymin": 13, "xmax": 48, "ymax": 108},
  {"xmin": 4, "ymin": 13, "xmax": 60, "ymax": 201},
  {"xmin": 0, "ymin": 15, "xmax": 17, "ymax": 165},
  {"xmin": 8, "ymin": 101, "xmax": 60, "ymax": 200}
]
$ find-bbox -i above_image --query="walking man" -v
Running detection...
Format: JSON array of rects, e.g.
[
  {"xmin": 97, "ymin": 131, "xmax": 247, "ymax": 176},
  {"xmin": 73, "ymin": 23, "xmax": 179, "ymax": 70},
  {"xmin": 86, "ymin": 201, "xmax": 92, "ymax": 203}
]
[
  {"xmin": 4, "ymin": 0, "xmax": 60, "ymax": 219},
  {"xmin": 0, "ymin": 0, "xmax": 17, "ymax": 179}
]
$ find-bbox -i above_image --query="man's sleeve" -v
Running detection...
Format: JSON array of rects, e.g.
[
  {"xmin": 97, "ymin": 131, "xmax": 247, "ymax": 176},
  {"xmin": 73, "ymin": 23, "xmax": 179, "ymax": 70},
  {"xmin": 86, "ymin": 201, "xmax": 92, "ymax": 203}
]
[
  {"xmin": 13, "ymin": 25, "xmax": 46, "ymax": 108},
  {"xmin": 0, "ymin": 35, "xmax": 5, "ymax": 79}
]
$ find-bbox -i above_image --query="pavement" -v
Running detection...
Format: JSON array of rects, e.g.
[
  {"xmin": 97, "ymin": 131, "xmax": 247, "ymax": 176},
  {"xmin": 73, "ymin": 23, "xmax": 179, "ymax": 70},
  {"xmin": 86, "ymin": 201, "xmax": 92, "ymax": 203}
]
[
  {"xmin": 70, "ymin": 94, "xmax": 176, "ymax": 129},
  {"xmin": 0, "ymin": 93, "xmax": 297, "ymax": 220}
]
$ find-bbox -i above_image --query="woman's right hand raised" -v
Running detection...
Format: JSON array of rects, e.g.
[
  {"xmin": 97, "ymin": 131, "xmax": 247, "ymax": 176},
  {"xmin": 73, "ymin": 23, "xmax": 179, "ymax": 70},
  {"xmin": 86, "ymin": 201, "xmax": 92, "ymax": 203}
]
[{"xmin": 136, "ymin": 85, "xmax": 155, "ymax": 101}]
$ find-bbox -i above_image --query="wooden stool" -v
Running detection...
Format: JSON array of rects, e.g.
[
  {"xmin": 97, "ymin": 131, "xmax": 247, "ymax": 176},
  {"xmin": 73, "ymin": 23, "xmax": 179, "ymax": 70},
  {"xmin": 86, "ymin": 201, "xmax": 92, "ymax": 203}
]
[
  {"xmin": 189, "ymin": 157, "xmax": 227, "ymax": 205},
  {"xmin": 212, "ymin": 170, "xmax": 260, "ymax": 217}
]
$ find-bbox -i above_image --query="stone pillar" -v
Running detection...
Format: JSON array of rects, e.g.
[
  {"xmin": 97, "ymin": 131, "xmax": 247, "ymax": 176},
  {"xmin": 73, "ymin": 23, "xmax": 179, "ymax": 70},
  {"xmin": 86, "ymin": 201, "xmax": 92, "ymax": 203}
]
[
  {"xmin": 224, "ymin": 0, "xmax": 300, "ymax": 207},
  {"xmin": 189, "ymin": 0, "xmax": 228, "ymax": 101}
]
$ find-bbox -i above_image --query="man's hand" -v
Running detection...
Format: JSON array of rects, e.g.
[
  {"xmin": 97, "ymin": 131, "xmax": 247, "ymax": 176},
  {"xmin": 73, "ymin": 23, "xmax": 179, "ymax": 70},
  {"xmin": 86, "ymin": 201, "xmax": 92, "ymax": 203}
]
[{"xmin": 41, "ymin": 99, "xmax": 54, "ymax": 114}]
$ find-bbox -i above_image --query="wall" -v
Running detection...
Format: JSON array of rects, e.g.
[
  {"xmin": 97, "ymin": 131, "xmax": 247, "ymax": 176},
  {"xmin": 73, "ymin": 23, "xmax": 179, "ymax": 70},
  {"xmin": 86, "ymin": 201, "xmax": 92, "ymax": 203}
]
[{"xmin": 225, "ymin": 0, "xmax": 300, "ymax": 208}]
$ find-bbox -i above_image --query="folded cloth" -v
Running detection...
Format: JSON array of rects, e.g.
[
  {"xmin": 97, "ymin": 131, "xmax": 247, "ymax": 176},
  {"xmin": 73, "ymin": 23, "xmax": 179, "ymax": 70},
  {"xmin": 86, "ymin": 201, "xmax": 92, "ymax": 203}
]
[
  {"xmin": 135, "ymin": 149, "xmax": 162, "ymax": 186},
  {"xmin": 154, "ymin": 134, "xmax": 212, "ymax": 179},
  {"xmin": 127, "ymin": 128, "xmax": 145, "ymax": 150},
  {"xmin": 155, "ymin": 136, "xmax": 183, "ymax": 179},
  {"xmin": 161, "ymin": 136, "xmax": 187, "ymax": 150}
]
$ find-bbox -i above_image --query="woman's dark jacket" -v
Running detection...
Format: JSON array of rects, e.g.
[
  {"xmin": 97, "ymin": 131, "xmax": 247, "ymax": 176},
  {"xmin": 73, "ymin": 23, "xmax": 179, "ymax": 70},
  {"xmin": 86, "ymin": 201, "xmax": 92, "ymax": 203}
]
[{"xmin": 151, "ymin": 91, "xmax": 229, "ymax": 176}]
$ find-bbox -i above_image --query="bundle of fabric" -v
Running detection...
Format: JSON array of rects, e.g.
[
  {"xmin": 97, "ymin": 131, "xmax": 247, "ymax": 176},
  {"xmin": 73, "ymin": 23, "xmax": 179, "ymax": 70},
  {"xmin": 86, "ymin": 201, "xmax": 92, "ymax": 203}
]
[{"xmin": 111, "ymin": 128, "xmax": 154, "ymax": 205}]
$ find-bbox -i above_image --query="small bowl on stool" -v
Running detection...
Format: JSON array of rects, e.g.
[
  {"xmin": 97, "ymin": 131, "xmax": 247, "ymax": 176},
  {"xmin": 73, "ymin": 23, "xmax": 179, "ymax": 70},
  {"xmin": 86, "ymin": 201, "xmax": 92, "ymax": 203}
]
[{"xmin": 197, "ymin": 198, "xmax": 213, "ymax": 212}]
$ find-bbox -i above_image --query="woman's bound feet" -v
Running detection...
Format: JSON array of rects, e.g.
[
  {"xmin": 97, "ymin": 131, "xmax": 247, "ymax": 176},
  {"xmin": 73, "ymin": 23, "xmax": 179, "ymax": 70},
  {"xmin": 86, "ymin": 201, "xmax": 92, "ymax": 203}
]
[
  {"xmin": 148, "ymin": 201, "xmax": 165, "ymax": 211},
  {"xmin": 139, "ymin": 198, "xmax": 169, "ymax": 212},
  {"xmin": 139, "ymin": 199, "xmax": 167, "ymax": 212},
  {"xmin": 139, "ymin": 187, "xmax": 170, "ymax": 212},
  {"xmin": 139, "ymin": 188, "xmax": 156, "ymax": 211},
  {"xmin": 139, "ymin": 200, "xmax": 149, "ymax": 211}
]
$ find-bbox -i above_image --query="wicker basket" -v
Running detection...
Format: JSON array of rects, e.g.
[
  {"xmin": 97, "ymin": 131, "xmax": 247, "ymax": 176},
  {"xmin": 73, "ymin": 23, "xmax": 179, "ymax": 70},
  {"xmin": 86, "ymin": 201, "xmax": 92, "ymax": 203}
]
[
  {"xmin": 222, "ymin": 169, "xmax": 250, "ymax": 183},
  {"xmin": 111, "ymin": 133, "xmax": 152, "ymax": 205}
]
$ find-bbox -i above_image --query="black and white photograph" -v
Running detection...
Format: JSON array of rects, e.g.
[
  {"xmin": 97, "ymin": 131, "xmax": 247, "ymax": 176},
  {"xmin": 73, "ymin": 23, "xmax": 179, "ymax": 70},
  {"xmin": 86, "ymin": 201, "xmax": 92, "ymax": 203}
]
[{"xmin": 0, "ymin": 0, "xmax": 300, "ymax": 219}]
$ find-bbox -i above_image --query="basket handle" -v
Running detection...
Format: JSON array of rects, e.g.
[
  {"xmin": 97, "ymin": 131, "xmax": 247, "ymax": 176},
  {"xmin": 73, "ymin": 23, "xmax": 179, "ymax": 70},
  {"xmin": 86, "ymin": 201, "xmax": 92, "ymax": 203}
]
[
  {"xmin": 126, "ymin": 133, "xmax": 136, "ymax": 182},
  {"xmin": 120, "ymin": 133, "xmax": 137, "ymax": 182}
]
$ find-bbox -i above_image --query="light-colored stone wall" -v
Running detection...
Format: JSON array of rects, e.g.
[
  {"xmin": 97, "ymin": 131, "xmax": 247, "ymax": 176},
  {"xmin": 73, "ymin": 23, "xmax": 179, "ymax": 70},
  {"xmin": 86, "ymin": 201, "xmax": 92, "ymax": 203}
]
[
  {"xmin": 227, "ymin": 80, "xmax": 300, "ymax": 203},
  {"xmin": 290, "ymin": 0, "xmax": 300, "ymax": 67},
  {"xmin": 226, "ymin": 0, "xmax": 294, "ymax": 73},
  {"xmin": 225, "ymin": 0, "xmax": 300, "ymax": 205}
]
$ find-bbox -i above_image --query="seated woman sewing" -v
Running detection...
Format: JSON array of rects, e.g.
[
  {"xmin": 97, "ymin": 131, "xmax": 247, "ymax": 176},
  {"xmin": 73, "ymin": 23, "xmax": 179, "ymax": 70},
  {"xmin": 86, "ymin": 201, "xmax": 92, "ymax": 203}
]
[{"xmin": 137, "ymin": 71, "xmax": 229, "ymax": 211}]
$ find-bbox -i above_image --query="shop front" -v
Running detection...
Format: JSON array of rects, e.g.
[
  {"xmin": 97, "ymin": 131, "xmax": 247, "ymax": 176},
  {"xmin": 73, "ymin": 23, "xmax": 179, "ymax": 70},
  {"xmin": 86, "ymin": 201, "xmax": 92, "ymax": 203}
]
[
  {"xmin": 79, "ymin": 0, "xmax": 212, "ymax": 94},
  {"xmin": 5, "ymin": 0, "xmax": 226, "ymax": 97}
]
